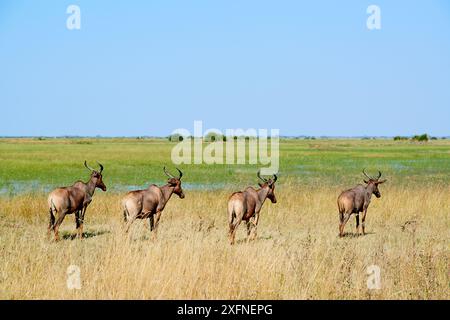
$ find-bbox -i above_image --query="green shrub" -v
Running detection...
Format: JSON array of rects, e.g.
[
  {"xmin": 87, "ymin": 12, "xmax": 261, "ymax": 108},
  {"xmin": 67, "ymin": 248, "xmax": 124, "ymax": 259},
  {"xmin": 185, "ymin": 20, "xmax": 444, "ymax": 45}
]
[
  {"xmin": 204, "ymin": 131, "xmax": 223, "ymax": 143},
  {"xmin": 168, "ymin": 134, "xmax": 185, "ymax": 142},
  {"xmin": 393, "ymin": 136, "xmax": 408, "ymax": 141},
  {"xmin": 412, "ymin": 134, "xmax": 429, "ymax": 142}
]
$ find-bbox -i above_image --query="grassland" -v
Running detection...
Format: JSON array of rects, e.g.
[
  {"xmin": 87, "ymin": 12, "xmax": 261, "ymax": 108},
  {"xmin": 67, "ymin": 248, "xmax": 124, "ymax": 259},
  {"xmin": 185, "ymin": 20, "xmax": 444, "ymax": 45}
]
[{"xmin": 0, "ymin": 138, "xmax": 449, "ymax": 299}]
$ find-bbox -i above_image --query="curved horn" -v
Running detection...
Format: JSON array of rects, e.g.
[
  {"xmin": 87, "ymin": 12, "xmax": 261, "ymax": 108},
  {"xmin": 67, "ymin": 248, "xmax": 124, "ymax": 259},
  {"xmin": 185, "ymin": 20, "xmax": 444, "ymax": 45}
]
[
  {"xmin": 84, "ymin": 160, "xmax": 95, "ymax": 172},
  {"xmin": 257, "ymin": 170, "xmax": 268, "ymax": 182},
  {"xmin": 376, "ymin": 170, "xmax": 382, "ymax": 180},
  {"xmin": 176, "ymin": 168, "xmax": 183, "ymax": 179},
  {"xmin": 163, "ymin": 166, "xmax": 175, "ymax": 179},
  {"xmin": 272, "ymin": 174, "xmax": 278, "ymax": 183},
  {"xmin": 362, "ymin": 168, "xmax": 372, "ymax": 180},
  {"xmin": 97, "ymin": 162, "xmax": 104, "ymax": 173}
]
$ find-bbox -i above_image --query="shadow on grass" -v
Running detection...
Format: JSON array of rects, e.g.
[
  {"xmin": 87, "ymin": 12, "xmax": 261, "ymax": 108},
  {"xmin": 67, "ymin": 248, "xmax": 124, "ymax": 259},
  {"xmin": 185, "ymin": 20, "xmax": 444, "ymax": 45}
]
[
  {"xmin": 339, "ymin": 232, "xmax": 376, "ymax": 238},
  {"xmin": 234, "ymin": 235, "xmax": 273, "ymax": 245},
  {"xmin": 60, "ymin": 229, "xmax": 110, "ymax": 240}
]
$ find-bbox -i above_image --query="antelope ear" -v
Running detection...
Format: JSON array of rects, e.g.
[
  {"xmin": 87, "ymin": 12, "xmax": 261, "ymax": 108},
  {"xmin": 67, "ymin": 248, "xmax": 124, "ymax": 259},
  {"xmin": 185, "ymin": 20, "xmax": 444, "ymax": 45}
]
[
  {"xmin": 377, "ymin": 179, "xmax": 387, "ymax": 184},
  {"xmin": 258, "ymin": 182, "xmax": 264, "ymax": 187},
  {"xmin": 363, "ymin": 180, "xmax": 369, "ymax": 184}
]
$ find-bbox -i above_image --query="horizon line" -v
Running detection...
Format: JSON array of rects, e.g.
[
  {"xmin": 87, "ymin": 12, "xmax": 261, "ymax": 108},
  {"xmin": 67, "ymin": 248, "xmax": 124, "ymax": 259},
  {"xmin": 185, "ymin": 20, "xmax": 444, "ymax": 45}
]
[{"xmin": 1, "ymin": 134, "xmax": 449, "ymax": 139}]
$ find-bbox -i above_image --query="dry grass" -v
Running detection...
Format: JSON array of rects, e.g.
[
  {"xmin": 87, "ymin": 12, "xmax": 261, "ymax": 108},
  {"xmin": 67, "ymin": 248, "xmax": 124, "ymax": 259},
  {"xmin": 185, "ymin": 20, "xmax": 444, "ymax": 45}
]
[{"xmin": 0, "ymin": 184, "xmax": 448, "ymax": 299}]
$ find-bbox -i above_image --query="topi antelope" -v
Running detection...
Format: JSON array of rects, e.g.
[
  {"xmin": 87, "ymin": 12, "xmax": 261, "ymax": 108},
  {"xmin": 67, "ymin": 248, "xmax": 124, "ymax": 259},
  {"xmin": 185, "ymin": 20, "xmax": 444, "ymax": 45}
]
[
  {"xmin": 47, "ymin": 161, "xmax": 107, "ymax": 241},
  {"xmin": 122, "ymin": 167, "xmax": 184, "ymax": 238},
  {"xmin": 337, "ymin": 169, "xmax": 387, "ymax": 237},
  {"xmin": 228, "ymin": 171, "xmax": 278, "ymax": 245}
]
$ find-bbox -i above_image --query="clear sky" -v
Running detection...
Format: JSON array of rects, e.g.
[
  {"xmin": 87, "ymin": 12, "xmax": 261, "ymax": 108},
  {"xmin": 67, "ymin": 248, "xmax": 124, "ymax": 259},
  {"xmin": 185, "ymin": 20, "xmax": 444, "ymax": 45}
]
[{"xmin": 0, "ymin": 0, "xmax": 449, "ymax": 137}]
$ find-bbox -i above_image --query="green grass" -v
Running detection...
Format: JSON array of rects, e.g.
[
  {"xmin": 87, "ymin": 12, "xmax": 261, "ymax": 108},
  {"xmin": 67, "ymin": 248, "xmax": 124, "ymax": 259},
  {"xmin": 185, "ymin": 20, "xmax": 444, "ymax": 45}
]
[
  {"xmin": 0, "ymin": 138, "xmax": 449, "ymax": 299},
  {"xmin": 0, "ymin": 138, "xmax": 449, "ymax": 196}
]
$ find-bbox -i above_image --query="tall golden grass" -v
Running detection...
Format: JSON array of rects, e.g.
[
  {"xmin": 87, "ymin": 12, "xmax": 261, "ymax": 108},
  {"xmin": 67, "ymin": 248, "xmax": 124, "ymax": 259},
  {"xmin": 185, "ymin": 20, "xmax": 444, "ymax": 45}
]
[{"xmin": 0, "ymin": 184, "xmax": 448, "ymax": 299}]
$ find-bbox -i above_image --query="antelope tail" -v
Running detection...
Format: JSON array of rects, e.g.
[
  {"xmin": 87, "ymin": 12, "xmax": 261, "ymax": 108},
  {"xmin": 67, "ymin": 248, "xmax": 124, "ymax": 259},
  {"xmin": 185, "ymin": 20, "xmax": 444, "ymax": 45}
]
[
  {"xmin": 50, "ymin": 199, "xmax": 56, "ymax": 214},
  {"xmin": 228, "ymin": 201, "xmax": 239, "ymax": 226},
  {"xmin": 337, "ymin": 198, "xmax": 345, "ymax": 214},
  {"xmin": 122, "ymin": 202, "xmax": 130, "ymax": 223}
]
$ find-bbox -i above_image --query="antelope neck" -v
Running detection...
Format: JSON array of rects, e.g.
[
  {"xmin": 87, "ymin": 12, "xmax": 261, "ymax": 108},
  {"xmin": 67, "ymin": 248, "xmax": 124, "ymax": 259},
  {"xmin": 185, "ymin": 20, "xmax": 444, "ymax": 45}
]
[
  {"xmin": 86, "ymin": 179, "xmax": 97, "ymax": 197},
  {"xmin": 365, "ymin": 183, "xmax": 376, "ymax": 197},
  {"xmin": 257, "ymin": 186, "xmax": 270, "ymax": 203},
  {"xmin": 160, "ymin": 184, "xmax": 175, "ymax": 204}
]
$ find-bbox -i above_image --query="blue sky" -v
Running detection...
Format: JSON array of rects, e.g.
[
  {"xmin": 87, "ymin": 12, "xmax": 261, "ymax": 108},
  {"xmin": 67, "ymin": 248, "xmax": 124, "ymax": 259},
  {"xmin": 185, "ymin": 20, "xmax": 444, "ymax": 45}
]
[{"xmin": 0, "ymin": 0, "xmax": 449, "ymax": 137}]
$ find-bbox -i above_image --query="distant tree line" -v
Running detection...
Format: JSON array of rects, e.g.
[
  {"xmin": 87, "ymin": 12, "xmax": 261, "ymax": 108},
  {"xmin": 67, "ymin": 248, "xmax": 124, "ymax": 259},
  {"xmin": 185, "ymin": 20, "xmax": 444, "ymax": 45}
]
[
  {"xmin": 393, "ymin": 134, "xmax": 442, "ymax": 142},
  {"xmin": 168, "ymin": 133, "xmax": 277, "ymax": 142}
]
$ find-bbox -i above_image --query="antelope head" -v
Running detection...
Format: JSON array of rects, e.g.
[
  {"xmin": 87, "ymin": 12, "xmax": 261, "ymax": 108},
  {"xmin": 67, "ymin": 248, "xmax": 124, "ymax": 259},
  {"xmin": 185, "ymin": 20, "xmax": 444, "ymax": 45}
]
[
  {"xmin": 362, "ymin": 169, "xmax": 387, "ymax": 198},
  {"xmin": 164, "ymin": 166, "xmax": 185, "ymax": 199},
  {"xmin": 84, "ymin": 161, "xmax": 107, "ymax": 191},
  {"xmin": 257, "ymin": 170, "xmax": 278, "ymax": 203}
]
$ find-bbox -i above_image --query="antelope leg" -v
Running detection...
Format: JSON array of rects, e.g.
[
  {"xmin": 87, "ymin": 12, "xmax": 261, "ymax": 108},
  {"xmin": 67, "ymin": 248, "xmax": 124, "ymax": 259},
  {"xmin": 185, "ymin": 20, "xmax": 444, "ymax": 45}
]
[
  {"xmin": 149, "ymin": 214, "xmax": 154, "ymax": 231},
  {"xmin": 53, "ymin": 211, "xmax": 68, "ymax": 241},
  {"xmin": 355, "ymin": 214, "xmax": 360, "ymax": 235},
  {"xmin": 75, "ymin": 210, "xmax": 82, "ymax": 239},
  {"xmin": 339, "ymin": 213, "xmax": 351, "ymax": 237},
  {"xmin": 361, "ymin": 209, "xmax": 368, "ymax": 235},
  {"xmin": 230, "ymin": 215, "xmax": 243, "ymax": 245},
  {"xmin": 250, "ymin": 213, "xmax": 260, "ymax": 240},
  {"xmin": 125, "ymin": 214, "xmax": 137, "ymax": 233},
  {"xmin": 47, "ymin": 207, "xmax": 56, "ymax": 239}
]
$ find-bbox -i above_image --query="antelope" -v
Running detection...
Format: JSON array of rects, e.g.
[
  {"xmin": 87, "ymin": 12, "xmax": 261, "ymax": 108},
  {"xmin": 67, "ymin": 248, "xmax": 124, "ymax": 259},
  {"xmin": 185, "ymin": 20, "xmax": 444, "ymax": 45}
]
[
  {"xmin": 228, "ymin": 171, "xmax": 278, "ymax": 245},
  {"xmin": 337, "ymin": 169, "xmax": 387, "ymax": 237},
  {"xmin": 47, "ymin": 161, "xmax": 106, "ymax": 241},
  {"xmin": 122, "ymin": 167, "xmax": 184, "ymax": 238}
]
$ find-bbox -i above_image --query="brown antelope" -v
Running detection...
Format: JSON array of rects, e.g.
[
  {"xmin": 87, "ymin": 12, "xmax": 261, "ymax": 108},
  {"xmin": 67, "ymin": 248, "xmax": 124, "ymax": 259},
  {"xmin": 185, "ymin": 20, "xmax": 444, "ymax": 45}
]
[
  {"xmin": 228, "ymin": 171, "xmax": 278, "ymax": 245},
  {"xmin": 47, "ymin": 161, "xmax": 106, "ymax": 241},
  {"xmin": 337, "ymin": 169, "xmax": 387, "ymax": 237},
  {"xmin": 122, "ymin": 167, "xmax": 184, "ymax": 238}
]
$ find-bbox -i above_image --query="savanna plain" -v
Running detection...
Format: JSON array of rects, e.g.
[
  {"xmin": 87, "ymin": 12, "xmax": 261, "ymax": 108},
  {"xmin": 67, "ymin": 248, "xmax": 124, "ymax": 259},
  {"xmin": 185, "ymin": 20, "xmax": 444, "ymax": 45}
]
[{"xmin": 0, "ymin": 138, "xmax": 449, "ymax": 299}]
